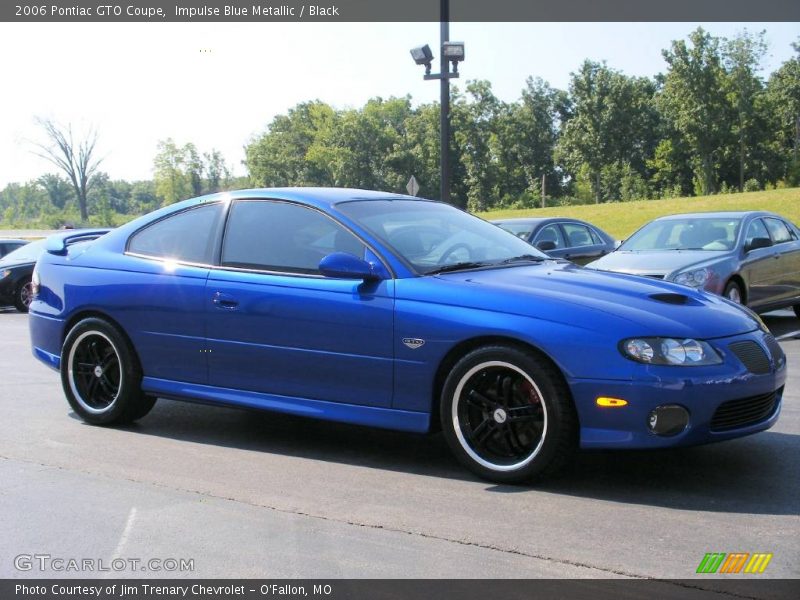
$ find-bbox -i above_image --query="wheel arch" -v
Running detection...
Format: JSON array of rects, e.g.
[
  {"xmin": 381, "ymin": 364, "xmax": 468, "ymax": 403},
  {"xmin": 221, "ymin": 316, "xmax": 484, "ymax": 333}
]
[
  {"xmin": 429, "ymin": 335, "xmax": 575, "ymax": 432},
  {"xmin": 62, "ymin": 310, "xmax": 143, "ymax": 370},
  {"xmin": 725, "ymin": 273, "xmax": 747, "ymax": 304}
]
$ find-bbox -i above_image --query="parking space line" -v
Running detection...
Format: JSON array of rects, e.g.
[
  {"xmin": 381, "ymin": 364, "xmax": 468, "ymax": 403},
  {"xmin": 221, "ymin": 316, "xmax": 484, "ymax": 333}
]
[
  {"xmin": 111, "ymin": 506, "xmax": 137, "ymax": 559},
  {"xmin": 775, "ymin": 330, "xmax": 800, "ymax": 341}
]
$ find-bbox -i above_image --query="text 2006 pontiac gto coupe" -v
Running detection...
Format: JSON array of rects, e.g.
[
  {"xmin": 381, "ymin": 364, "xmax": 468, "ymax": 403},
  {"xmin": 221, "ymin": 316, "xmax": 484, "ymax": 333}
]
[{"xmin": 29, "ymin": 189, "xmax": 786, "ymax": 483}]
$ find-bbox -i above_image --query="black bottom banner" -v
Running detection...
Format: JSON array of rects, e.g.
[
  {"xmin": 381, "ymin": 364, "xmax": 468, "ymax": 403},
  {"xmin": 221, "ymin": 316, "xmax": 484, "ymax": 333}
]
[{"xmin": 2, "ymin": 579, "xmax": 799, "ymax": 600}]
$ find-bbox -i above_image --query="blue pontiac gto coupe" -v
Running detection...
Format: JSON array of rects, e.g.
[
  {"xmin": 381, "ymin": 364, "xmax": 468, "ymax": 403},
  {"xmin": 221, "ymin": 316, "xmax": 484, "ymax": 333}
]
[{"xmin": 29, "ymin": 188, "xmax": 786, "ymax": 483}]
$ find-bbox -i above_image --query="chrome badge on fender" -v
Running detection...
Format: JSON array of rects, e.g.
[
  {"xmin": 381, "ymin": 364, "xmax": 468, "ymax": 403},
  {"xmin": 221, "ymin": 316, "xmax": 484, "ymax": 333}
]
[{"xmin": 402, "ymin": 338, "xmax": 425, "ymax": 350}]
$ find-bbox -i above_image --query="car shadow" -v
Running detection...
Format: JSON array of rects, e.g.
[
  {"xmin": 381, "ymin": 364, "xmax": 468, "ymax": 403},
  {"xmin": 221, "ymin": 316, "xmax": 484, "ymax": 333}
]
[
  {"xmin": 526, "ymin": 431, "xmax": 799, "ymax": 516},
  {"xmin": 69, "ymin": 309, "xmax": 798, "ymax": 516},
  {"xmin": 97, "ymin": 393, "xmax": 799, "ymax": 517},
  {"xmin": 762, "ymin": 309, "xmax": 800, "ymax": 338}
]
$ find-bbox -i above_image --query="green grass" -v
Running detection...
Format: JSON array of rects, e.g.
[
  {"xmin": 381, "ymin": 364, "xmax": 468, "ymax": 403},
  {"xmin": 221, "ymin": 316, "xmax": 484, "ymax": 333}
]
[{"xmin": 477, "ymin": 188, "xmax": 800, "ymax": 239}]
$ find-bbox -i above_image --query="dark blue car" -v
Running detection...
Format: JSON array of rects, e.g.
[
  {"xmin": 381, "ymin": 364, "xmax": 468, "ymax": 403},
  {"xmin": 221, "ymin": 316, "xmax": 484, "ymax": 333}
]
[{"xmin": 29, "ymin": 189, "xmax": 786, "ymax": 483}]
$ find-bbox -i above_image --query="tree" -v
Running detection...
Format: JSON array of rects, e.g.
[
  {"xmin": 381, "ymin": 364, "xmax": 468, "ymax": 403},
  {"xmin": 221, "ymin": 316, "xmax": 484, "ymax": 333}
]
[
  {"xmin": 451, "ymin": 81, "xmax": 507, "ymax": 211},
  {"xmin": 37, "ymin": 173, "xmax": 74, "ymax": 209},
  {"xmin": 153, "ymin": 138, "xmax": 190, "ymax": 205},
  {"xmin": 32, "ymin": 118, "xmax": 102, "ymax": 221},
  {"xmin": 556, "ymin": 61, "xmax": 658, "ymax": 202},
  {"xmin": 184, "ymin": 143, "xmax": 204, "ymax": 197},
  {"xmin": 204, "ymin": 150, "xmax": 231, "ymax": 193},
  {"xmin": 245, "ymin": 101, "xmax": 338, "ymax": 187},
  {"xmin": 764, "ymin": 38, "xmax": 800, "ymax": 182},
  {"xmin": 723, "ymin": 30, "xmax": 769, "ymax": 190},
  {"xmin": 501, "ymin": 77, "xmax": 569, "ymax": 204},
  {"xmin": 658, "ymin": 29, "xmax": 733, "ymax": 195}
]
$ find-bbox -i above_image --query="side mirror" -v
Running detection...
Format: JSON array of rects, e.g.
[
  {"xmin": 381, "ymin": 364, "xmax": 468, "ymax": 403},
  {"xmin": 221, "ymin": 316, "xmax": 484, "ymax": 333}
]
[
  {"xmin": 536, "ymin": 240, "xmax": 557, "ymax": 252},
  {"xmin": 319, "ymin": 252, "xmax": 382, "ymax": 281},
  {"xmin": 614, "ymin": 240, "xmax": 623, "ymax": 250},
  {"xmin": 745, "ymin": 237, "xmax": 772, "ymax": 252}
]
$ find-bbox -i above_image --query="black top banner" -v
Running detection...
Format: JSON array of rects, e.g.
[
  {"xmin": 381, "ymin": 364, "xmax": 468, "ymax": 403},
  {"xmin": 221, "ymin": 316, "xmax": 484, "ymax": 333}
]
[{"xmin": 3, "ymin": 0, "xmax": 800, "ymax": 22}]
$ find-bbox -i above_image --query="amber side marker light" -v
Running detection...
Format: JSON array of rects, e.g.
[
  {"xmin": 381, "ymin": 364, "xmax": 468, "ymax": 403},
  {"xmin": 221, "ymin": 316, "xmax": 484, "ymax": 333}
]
[{"xmin": 596, "ymin": 397, "xmax": 628, "ymax": 407}]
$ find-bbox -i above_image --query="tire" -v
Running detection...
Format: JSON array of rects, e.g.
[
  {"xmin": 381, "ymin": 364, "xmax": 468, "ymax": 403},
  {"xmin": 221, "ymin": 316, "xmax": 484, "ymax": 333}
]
[
  {"xmin": 440, "ymin": 345, "xmax": 577, "ymax": 484},
  {"xmin": 61, "ymin": 317, "xmax": 156, "ymax": 425},
  {"xmin": 14, "ymin": 277, "xmax": 33, "ymax": 313},
  {"xmin": 723, "ymin": 280, "xmax": 744, "ymax": 305}
]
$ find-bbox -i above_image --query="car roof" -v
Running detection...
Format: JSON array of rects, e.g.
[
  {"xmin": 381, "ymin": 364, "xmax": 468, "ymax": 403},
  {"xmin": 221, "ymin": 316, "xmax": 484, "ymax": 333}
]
[
  {"xmin": 654, "ymin": 211, "xmax": 778, "ymax": 220},
  {"xmin": 0, "ymin": 238, "xmax": 28, "ymax": 243},
  {"xmin": 194, "ymin": 187, "xmax": 428, "ymax": 210},
  {"xmin": 492, "ymin": 217, "xmax": 588, "ymax": 225}
]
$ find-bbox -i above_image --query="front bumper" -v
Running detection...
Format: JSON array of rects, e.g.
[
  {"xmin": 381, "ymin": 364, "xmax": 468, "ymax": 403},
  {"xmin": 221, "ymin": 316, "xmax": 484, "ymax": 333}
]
[{"xmin": 571, "ymin": 329, "xmax": 786, "ymax": 449}]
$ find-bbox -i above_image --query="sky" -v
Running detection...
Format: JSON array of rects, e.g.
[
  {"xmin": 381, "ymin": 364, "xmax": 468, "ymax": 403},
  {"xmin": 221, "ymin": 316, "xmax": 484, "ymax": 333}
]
[{"xmin": 0, "ymin": 21, "xmax": 798, "ymax": 188}]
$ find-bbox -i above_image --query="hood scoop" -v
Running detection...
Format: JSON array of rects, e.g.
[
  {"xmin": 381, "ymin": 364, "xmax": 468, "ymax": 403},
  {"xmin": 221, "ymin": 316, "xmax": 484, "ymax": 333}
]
[{"xmin": 649, "ymin": 292, "xmax": 693, "ymax": 305}]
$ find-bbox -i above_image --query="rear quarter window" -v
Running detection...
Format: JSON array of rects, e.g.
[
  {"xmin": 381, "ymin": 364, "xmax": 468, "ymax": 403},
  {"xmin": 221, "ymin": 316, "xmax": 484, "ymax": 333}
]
[{"xmin": 127, "ymin": 203, "xmax": 222, "ymax": 264}]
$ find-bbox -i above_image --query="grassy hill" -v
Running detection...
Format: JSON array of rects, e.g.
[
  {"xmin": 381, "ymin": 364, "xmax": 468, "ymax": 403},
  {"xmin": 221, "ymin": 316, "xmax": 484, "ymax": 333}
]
[{"xmin": 477, "ymin": 188, "xmax": 800, "ymax": 239}]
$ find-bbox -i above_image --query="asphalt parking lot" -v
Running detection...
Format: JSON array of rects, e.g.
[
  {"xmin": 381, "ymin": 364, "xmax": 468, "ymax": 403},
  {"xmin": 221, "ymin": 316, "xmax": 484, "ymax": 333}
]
[{"xmin": 0, "ymin": 308, "xmax": 797, "ymax": 585}]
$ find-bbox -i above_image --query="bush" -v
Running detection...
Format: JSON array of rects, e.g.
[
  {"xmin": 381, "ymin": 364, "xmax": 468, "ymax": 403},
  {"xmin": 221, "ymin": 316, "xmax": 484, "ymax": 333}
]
[{"xmin": 743, "ymin": 178, "xmax": 762, "ymax": 193}]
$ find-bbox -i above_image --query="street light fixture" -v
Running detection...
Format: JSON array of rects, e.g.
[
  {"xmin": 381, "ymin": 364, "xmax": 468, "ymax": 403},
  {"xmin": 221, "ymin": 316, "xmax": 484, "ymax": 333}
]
[
  {"xmin": 409, "ymin": 0, "xmax": 464, "ymax": 206},
  {"xmin": 410, "ymin": 44, "xmax": 434, "ymax": 75}
]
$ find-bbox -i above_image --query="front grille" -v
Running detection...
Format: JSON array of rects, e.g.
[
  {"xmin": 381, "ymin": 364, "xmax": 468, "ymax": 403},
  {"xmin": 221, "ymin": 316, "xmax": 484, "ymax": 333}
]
[
  {"xmin": 710, "ymin": 390, "xmax": 779, "ymax": 432},
  {"xmin": 644, "ymin": 274, "xmax": 665, "ymax": 280},
  {"xmin": 763, "ymin": 334, "xmax": 786, "ymax": 369},
  {"xmin": 728, "ymin": 340, "xmax": 771, "ymax": 374}
]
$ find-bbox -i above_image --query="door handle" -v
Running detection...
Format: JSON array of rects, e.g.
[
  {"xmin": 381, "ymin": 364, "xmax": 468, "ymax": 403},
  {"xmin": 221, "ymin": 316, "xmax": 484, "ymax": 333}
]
[{"xmin": 212, "ymin": 292, "xmax": 239, "ymax": 310}]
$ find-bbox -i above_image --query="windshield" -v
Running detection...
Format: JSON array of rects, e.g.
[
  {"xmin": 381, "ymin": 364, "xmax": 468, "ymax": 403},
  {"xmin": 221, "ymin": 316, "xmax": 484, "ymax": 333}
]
[
  {"xmin": 0, "ymin": 239, "xmax": 45, "ymax": 263},
  {"xmin": 621, "ymin": 217, "xmax": 742, "ymax": 252},
  {"xmin": 337, "ymin": 200, "xmax": 548, "ymax": 274}
]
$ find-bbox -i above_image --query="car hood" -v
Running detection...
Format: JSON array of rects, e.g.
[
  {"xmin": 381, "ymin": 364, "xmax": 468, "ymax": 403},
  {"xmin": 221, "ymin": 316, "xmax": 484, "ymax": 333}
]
[
  {"xmin": 404, "ymin": 261, "xmax": 759, "ymax": 339},
  {"xmin": 587, "ymin": 250, "xmax": 730, "ymax": 276}
]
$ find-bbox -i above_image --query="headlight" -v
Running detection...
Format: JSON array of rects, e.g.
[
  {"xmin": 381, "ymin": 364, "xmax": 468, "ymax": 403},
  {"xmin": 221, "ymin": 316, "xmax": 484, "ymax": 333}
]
[
  {"xmin": 673, "ymin": 268, "xmax": 709, "ymax": 288},
  {"xmin": 1, "ymin": 269, "xmax": 10, "ymax": 279},
  {"xmin": 621, "ymin": 337, "xmax": 722, "ymax": 366}
]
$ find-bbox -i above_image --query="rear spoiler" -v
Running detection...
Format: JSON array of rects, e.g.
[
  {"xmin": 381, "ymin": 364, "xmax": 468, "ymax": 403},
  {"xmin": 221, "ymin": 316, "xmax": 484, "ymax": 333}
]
[{"xmin": 45, "ymin": 229, "xmax": 112, "ymax": 256}]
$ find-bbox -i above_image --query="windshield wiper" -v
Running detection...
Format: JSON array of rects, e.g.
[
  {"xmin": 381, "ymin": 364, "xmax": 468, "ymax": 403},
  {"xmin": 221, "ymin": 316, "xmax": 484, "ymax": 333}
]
[
  {"xmin": 498, "ymin": 254, "xmax": 547, "ymax": 265},
  {"xmin": 425, "ymin": 261, "xmax": 492, "ymax": 275}
]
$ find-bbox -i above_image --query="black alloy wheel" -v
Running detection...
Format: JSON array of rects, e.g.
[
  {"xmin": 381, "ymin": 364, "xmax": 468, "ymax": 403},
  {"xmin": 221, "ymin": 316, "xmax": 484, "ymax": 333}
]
[
  {"xmin": 61, "ymin": 317, "xmax": 156, "ymax": 425},
  {"xmin": 441, "ymin": 345, "xmax": 577, "ymax": 484}
]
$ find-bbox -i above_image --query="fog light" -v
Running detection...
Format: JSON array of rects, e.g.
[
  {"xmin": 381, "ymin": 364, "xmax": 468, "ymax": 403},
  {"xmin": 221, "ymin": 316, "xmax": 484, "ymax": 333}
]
[{"xmin": 647, "ymin": 405, "xmax": 689, "ymax": 436}]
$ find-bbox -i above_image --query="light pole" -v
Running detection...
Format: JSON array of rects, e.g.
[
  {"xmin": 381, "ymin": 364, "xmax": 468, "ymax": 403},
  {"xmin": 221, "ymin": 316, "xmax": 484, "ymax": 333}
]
[{"xmin": 410, "ymin": 0, "xmax": 464, "ymax": 205}]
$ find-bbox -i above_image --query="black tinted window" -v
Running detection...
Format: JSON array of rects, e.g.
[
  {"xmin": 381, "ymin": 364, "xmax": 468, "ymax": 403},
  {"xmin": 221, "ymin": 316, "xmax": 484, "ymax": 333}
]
[
  {"xmin": 221, "ymin": 201, "xmax": 365, "ymax": 274},
  {"xmin": 128, "ymin": 203, "xmax": 222, "ymax": 264}
]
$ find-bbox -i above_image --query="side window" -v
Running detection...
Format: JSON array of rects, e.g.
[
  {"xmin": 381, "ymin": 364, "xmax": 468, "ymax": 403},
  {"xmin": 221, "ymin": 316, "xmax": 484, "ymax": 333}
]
[
  {"xmin": 745, "ymin": 219, "xmax": 770, "ymax": 248},
  {"xmin": 561, "ymin": 223, "xmax": 595, "ymax": 248},
  {"xmin": 127, "ymin": 203, "xmax": 222, "ymax": 264},
  {"xmin": 588, "ymin": 228, "xmax": 604, "ymax": 245},
  {"xmin": 221, "ymin": 201, "xmax": 366, "ymax": 274},
  {"xmin": 497, "ymin": 222, "xmax": 534, "ymax": 240},
  {"xmin": 764, "ymin": 218, "xmax": 792, "ymax": 244},
  {"xmin": 532, "ymin": 224, "xmax": 565, "ymax": 249}
]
